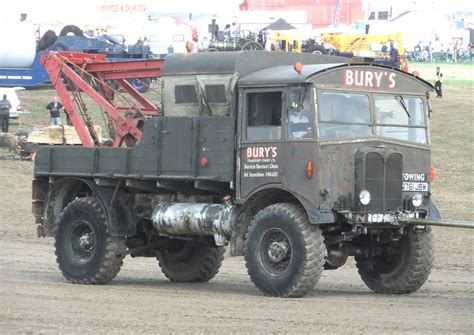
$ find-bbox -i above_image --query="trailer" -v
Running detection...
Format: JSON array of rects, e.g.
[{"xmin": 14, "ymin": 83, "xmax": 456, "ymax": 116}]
[
  {"xmin": 0, "ymin": 51, "xmax": 155, "ymax": 92},
  {"xmin": 1, "ymin": 25, "xmax": 155, "ymax": 91}
]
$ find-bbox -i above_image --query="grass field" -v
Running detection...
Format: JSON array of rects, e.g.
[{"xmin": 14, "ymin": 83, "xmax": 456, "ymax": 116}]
[{"xmin": 410, "ymin": 62, "xmax": 474, "ymax": 84}]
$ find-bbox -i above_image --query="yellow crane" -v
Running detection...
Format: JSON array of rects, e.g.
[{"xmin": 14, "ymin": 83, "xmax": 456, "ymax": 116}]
[{"xmin": 321, "ymin": 32, "xmax": 404, "ymax": 59}]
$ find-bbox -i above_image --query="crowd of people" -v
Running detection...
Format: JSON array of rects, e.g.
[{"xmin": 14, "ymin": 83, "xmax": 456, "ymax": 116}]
[{"xmin": 412, "ymin": 39, "xmax": 471, "ymax": 63}]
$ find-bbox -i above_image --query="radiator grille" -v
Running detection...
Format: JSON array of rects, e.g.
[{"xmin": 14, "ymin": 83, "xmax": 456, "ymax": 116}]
[
  {"xmin": 385, "ymin": 153, "xmax": 403, "ymax": 211},
  {"xmin": 365, "ymin": 152, "xmax": 384, "ymax": 212},
  {"xmin": 360, "ymin": 151, "xmax": 403, "ymax": 212}
]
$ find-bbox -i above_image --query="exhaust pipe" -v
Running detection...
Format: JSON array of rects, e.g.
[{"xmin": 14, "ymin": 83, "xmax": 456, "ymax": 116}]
[{"xmin": 152, "ymin": 203, "xmax": 236, "ymax": 237}]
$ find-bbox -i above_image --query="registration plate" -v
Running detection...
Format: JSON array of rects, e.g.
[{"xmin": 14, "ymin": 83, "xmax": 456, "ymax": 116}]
[{"xmin": 402, "ymin": 182, "xmax": 428, "ymax": 192}]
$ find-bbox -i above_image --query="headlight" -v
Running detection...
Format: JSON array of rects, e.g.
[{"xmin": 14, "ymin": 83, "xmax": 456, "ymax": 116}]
[
  {"xmin": 412, "ymin": 193, "xmax": 423, "ymax": 207},
  {"xmin": 359, "ymin": 190, "xmax": 371, "ymax": 206}
]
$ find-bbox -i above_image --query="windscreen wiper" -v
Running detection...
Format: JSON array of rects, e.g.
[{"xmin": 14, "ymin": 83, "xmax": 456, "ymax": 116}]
[{"xmin": 395, "ymin": 95, "xmax": 411, "ymax": 118}]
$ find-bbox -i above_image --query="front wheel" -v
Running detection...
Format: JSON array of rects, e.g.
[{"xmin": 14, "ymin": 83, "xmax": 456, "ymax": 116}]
[
  {"xmin": 55, "ymin": 197, "xmax": 126, "ymax": 284},
  {"xmin": 356, "ymin": 227, "xmax": 434, "ymax": 294},
  {"xmin": 244, "ymin": 203, "xmax": 326, "ymax": 297}
]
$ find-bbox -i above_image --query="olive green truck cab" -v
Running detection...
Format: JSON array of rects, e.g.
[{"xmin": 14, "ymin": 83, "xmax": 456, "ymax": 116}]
[{"xmin": 32, "ymin": 51, "xmax": 442, "ymax": 297}]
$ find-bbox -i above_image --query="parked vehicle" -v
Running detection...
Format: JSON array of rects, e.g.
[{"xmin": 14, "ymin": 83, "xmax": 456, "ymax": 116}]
[
  {"xmin": 0, "ymin": 24, "xmax": 152, "ymax": 91},
  {"xmin": 303, "ymin": 32, "xmax": 404, "ymax": 68},
  {"xmin": 265, "ymin": 32, "xmax": 302, "ymax": 52},
  {"xmin": 32, "ymin": 51, "xmax": 473, "ymax": 298},
  {"xmin": 0, "ymin": 87, "xmax": 26, "ymax": 119},
  {"xmin": 206, "ymin": 29, "xmax": 263, "ymax": 52}
]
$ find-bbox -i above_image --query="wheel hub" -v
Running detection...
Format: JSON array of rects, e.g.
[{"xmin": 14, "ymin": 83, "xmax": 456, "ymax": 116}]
[
  {"xmin": 78, "ymin": 233, "xmax": 94, "ymax": 252},
  {"xmin": 70, "ymin": 221, "xmax": 95, "ymax": 260},
  {"xmin": 267, "ymin": 241, "xmax": 289, "ymax": 263}
]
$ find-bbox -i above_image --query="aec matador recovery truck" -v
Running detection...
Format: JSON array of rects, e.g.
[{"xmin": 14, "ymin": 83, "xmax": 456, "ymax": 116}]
[{"xmin": 31, "ymin": 51, "xmax": 469, "ymax": 297}]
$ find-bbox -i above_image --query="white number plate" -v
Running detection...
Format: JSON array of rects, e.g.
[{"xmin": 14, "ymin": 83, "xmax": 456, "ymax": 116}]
[{"xmin": 402, "ymin": 182, "xmax": 428, "ymax": 192}]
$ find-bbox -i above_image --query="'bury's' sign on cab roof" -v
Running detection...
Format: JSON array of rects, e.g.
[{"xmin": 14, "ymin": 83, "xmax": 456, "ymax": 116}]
[
  {"xmin": 344, "ymin": 69, "xmax": 396, "ymax": 89},
  {"xmin": 313, "ymin": 65, "xmax": 432, "ymax": 94}
]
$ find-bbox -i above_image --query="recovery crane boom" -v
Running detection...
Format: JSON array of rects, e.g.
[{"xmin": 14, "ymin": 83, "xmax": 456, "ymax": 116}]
[{"xmin": 41, "ymin": 52, "xmax": 163, "ymax": 147}]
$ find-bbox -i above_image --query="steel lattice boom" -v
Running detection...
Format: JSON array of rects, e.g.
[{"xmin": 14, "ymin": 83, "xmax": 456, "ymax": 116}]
[{"xmin": 41, "ymin": 51, "xmax": 163, "ymax": 147}]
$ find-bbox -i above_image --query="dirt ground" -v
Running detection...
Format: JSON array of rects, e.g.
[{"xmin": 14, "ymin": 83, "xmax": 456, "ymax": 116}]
[{"xmin": 0, "ymin": 81, "xmax": 473, "ymax": 333}]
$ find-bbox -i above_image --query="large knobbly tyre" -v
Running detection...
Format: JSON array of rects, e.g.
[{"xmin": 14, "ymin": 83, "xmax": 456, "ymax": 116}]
[
  {"xmin": 37, "ymin": 30, "xmax": 57, "ymax": 51},
  {"xmin": 244, "ymin": 203, "xmax": 326, "ymax": 298},
  {"xmin": 55, "ymin": 197, "xmax": 126, "ymax": 284},
  {"xmin": 427, "ymin": 201, "xmax": 441, "ymax": 220},
  {"xmin": 59, "ymin": 25, "xmax": 84, "ymax": 37},
  {"xmin": 356, "ymin": 227, "xmax": 434, "ymax": 294},
  {"xmin": 157, "ymin": 245, "xmax": 225, "ymax": 282}
]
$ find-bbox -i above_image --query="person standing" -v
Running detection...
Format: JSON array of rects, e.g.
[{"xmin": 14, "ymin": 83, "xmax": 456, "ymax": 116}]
[
  {"xmin": 0, "ymin": 94, "xmax": 12, "ymax": 132},
  {"xmin": 46, "ymin": 96, "xmax": 64, "ymax": 125},
  {"xmin": 453, "ymin": 41, "xmax": 459, "ymax": 63},
  {"xmin": 434, "ymin": 67, "xmax": 443, "ymax": 98},
  {"xmin": 427, "ymin": 42, "xmax": 433, "ymax": 62}
]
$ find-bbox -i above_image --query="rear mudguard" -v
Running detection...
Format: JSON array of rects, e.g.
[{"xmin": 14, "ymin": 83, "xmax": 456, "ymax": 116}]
[{"xmin": 42, "ymin": 177, "xmax": 136, "ymax": 237}]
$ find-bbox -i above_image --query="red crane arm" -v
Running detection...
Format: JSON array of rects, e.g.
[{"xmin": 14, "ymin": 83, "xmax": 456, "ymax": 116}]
[{"xmin": 41, "ymin": 51, "xmax": 163, "ymax": 147}]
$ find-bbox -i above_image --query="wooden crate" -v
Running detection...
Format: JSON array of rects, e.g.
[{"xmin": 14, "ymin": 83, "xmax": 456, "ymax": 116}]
[{"xmin": 27, "ymin": 125, "xmax": 101, "ymax": 145}]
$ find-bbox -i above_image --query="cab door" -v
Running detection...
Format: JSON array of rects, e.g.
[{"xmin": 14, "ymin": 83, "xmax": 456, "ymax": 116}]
[
  {"xmin": 281, "ymin": 85, "xmax": 319, "ymax": 205},
  {"xmin": 236, "ymin": 87, "xmax": 284, "ymax": 200}
]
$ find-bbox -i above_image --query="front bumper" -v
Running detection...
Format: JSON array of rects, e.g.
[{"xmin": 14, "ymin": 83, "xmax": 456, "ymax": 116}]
[
  {"xmin": 345, "ymin": 212, "xmax": 474, "ymax": 230},
  {"xmin": 349, "ymin": 211, "xmax": 422, "ymax": 225}
]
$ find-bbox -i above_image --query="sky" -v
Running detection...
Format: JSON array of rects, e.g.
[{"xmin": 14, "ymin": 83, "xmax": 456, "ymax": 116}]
[{"xmin": 4, "ymin": 0, "xmax": 472, "ymax": 24}]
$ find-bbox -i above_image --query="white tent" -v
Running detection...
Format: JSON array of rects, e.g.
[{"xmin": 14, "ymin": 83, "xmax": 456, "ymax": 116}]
[{"xmin": 368, "ymin": 11, "xmax": 453, "ymax": 51}]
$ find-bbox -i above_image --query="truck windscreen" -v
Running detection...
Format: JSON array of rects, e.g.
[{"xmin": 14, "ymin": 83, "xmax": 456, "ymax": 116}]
[
  {"xmin": 374, "ymin": 95, "xmax": 428, "ymax": 144},
  {"xmin": 318, "ymin": 91, "xmax": 372, "ymax": 141},
  {"xmin": 317, "ymin": 91, "xmax": 428, "ymax": 145}
]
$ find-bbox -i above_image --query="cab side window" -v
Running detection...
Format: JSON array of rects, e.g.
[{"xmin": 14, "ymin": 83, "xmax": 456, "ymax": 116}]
[
  {"xmin": 246, "ymin": 91, "xmax": 282, "ymax": 140},
  {"xmin": 286, "ymin": 87, "xmax": 313, "ymax": 139}
]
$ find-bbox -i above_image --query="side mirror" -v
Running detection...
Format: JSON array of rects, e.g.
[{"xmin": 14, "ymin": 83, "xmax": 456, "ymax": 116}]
[{"xmin": 287, "ymin": 90, "xmax": 300, "ymax": 112}]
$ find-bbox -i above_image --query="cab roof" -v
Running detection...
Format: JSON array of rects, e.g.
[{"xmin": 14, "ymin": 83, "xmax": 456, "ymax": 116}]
[
  {"xmin": 238, "ymin": 63, "xmax": 342, "ymax": 86},
  {"xmin": 238, "ymin": 62, "xmax": 434, "ymax": 93},
  {"xmin": 162, "ymin": 50, "xmax": 351, "ymax": 77},
  {"xmin": 162, "ymin": 51, "xmax": 433, "ymax": 94}
]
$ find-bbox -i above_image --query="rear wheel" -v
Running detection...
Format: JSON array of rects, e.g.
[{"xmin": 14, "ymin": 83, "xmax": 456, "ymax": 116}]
[
  {"xmin": 356, "ymin": 227, "xmax": 434, "ymax": 294},
  {"xmin": 157, "ymin": 244, "xmax": 225, "ymax": 282},
  {"xmin": 244, "ymin": 203, "xmax": 326, "ymax": 297},
  {"xmin": 55, "ymin": 197, "xmax": 126, "ymax": 284}
]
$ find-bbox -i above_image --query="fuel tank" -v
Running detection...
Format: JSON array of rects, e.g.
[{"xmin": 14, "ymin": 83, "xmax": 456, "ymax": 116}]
[
  {"xmin": 0, "ymin": 20, "xmax": 36, "ymax": 68},
  {"xmin": 152, "ymin": 202, "xmax": 236, "ymax": 237}
]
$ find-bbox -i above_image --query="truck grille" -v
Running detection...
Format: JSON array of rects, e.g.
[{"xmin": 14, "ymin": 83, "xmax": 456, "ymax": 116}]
[{"xmin": 356, "ymin": 150, "xmax": 403, "ymax": 213}]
